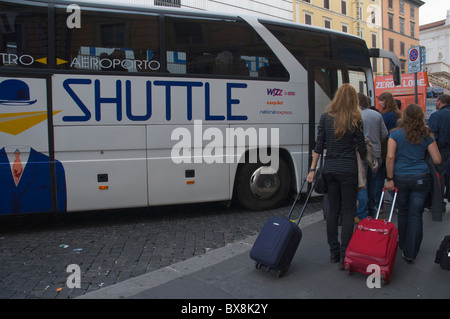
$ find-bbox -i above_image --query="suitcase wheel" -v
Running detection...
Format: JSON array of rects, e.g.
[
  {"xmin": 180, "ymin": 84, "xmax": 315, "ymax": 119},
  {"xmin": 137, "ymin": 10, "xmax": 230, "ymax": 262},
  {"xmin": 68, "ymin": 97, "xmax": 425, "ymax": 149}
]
[
  {"xmin": 344, "ymin": 263, "xmax": 352, "ymax": 275},
  {"xmin": 278, "ymin": 267, "xmax": 289, "ymax": 278},
  {"xmin": 254, "ymin": 262, "xmax": 289, "ymax": 278},
  {"xmin": 381, "ymin": 272, "xmax": 389, "ymax": 285}
]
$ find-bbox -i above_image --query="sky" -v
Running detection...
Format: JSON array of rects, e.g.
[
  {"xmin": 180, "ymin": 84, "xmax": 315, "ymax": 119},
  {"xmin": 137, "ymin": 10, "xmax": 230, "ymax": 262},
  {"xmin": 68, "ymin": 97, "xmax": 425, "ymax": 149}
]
[{"xmin": 419, "ymin": 0, "xmax": 450, "ymax": 25}]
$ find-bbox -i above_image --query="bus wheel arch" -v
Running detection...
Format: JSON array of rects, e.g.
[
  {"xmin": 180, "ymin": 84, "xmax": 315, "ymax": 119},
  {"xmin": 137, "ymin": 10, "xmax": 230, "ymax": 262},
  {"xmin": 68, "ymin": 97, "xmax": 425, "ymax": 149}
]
[{"xmin": 234, "ymin": 149, "xmax": 292, "ymax": 211}]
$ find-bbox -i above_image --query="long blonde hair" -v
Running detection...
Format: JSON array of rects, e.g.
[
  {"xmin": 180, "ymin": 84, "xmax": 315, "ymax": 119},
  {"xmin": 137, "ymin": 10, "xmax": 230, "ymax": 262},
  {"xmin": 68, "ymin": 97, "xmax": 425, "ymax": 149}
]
[{"xmin": 326, "ymin": 83, "xmax": 362, "ymax": 140}]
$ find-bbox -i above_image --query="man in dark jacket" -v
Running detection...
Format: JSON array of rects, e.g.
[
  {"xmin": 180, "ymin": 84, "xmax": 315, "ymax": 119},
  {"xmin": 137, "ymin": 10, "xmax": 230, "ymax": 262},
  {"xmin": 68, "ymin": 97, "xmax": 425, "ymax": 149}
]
[{"xmin": 427, "ymin": 94, "xmax": 450, "ymax": 213}]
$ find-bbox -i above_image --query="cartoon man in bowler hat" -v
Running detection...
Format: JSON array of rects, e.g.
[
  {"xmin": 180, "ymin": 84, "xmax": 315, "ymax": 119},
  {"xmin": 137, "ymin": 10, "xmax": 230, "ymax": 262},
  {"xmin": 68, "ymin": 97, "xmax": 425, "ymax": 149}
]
[{"xmin": 0, "ymin": 79, "xmax": 67, "ymax": 214}]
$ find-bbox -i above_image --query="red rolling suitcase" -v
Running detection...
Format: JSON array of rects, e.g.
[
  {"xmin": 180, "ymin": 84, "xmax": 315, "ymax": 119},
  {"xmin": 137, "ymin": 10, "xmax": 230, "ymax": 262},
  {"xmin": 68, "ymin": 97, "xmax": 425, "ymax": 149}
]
[{"xmin": 344, "ymin": 187, "xmax": 399, "ymax": 284}]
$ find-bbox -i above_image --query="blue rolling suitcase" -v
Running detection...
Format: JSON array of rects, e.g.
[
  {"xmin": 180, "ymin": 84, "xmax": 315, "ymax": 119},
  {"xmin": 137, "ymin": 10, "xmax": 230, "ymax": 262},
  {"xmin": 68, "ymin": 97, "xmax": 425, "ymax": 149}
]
[{"xmin": 250, "ymin": 178, "xmax": 314, "ymax": 277}]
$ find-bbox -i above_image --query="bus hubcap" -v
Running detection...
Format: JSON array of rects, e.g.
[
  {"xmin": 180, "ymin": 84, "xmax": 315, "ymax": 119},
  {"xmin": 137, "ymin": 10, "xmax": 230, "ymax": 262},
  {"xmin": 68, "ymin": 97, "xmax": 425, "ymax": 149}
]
[{"xmin": 249, "ymin": 166, "xmax": 280, "ymax": 200}]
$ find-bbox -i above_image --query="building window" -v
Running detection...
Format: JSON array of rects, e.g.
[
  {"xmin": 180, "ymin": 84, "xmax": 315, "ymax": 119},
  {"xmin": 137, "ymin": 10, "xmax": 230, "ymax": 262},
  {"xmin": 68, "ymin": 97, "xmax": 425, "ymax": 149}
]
[
  {"xmin": 399, "ymin": 1, "xmax": 404, "ymax": 15},
  {"xmin": 372, "ymin": 58, "xmax": 378, "ymax": 73},
  {"xmin": 341, "ymin": 23, "xmax": 348, "ymax": 33},
  {"xmin": 410, "ymin": 22, "xmax": 415, "ymax": 38},
  {"xmin": 388, "ymin": 13, "xmax": 394, "ymax": 30},
  {"xmin": 371, "ymin": 33, "xmax": 377, "ymax": 48},
  {"xmin": 371, "ymin": 9, "xmax": 376, "ymax": 24},
  {"xmin": 400, "ymin": 18, "xmax": 405, "ymax": 35},
  {"xmin": 341, "ymin": 0, "xmax": 347, "ymax": 15},
  {"xmin": 388, "ymin": 0, "xmax": 393, "ymax": 10},
  {"xmin": 324, "ymin": 0, "xmax": 330, "ymax": 9},
  {"xmin": 304, "ymin": 13, "xmax": 312, "ymax": 25},
  {"xmin": 324, "ymin": 18, "xmax": 331, "ymax": 29},
  {"xmin": 303, "ymin": 0, "xmax": 311, "ymax": 3},
  {"xmin": 400, "ymin": 42, "xmax": 405, "ymax": 56},
  {"xmin": 389, "ymin": 38, "xmax": 394, "ymax": 53},
  {"xmin": 410, "ymin": 5, "xmax": 416, "ymax": 20}
]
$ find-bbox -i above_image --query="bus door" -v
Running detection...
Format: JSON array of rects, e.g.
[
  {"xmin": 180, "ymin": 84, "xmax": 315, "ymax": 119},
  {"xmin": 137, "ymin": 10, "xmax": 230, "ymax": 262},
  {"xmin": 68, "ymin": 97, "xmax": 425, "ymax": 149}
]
[{"xmin": 307, "ymin": 61, "xmax": 348, "ymax": 157}]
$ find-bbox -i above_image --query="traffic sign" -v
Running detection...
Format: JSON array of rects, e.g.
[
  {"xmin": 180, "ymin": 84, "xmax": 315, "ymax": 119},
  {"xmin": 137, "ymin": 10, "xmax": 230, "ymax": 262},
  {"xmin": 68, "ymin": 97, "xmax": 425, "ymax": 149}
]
[{"xmin": 408, "ymin": 46, "xmax": 421, "ymax": 74}]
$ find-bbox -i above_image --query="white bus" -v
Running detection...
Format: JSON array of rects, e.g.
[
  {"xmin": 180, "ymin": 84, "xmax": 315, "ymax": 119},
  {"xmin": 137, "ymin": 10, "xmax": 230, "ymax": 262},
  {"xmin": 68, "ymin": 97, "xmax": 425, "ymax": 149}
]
[{"xmin": 0, "ymin": 0, "xmax": 400, "ymax": 215}]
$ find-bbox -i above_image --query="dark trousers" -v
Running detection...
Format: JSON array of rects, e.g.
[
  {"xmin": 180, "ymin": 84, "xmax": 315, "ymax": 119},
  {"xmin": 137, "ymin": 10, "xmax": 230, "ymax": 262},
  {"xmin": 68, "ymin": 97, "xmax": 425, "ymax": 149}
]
[
  {"xmin": 395, "ymin": 174, "xmax": 431, "ymax": 259},
  {"xmin": 323, "ymin": 171, "xmax": 358, "ymax": 260},
  {"xmin": 439, "ymin": 153, "xmax": 450, "ymax": 207}
]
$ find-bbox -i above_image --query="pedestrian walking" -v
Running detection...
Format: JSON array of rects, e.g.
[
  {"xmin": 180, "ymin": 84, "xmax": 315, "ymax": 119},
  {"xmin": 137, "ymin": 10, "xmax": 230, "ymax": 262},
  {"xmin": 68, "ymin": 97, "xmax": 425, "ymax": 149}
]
[
  {"xmin": 307, "ymin": 83, "xmax": 366, "ymax": 266},
  {"xmin": 378, "ymin": 91, "xmax": 402, "ymax": 203},
  {"xmin": 378, "ymin": 92, "xmax": 402, "ymax": 132},
  {"xmin": 356, "ymin": 93, "xmax": 388, "ymax": 221},
  {"xmin": 446, "ymin": 156, "xmax": 450, "ymax": 201},
  {"xmin": 427, "ymin": 94, "xmax": 450, "ymax": 212},
  {"xmin": 385, "ymin": 104, "xmax": 441, "ymax": 262}
]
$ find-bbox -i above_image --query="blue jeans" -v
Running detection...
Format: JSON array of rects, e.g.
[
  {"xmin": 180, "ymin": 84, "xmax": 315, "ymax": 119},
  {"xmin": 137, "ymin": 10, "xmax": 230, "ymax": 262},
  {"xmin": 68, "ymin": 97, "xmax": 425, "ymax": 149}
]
[
  {"xmin": 395, "ymin": 174, "xmax": 431, "ymax": 260},
  {"xmin": 357, "ymin": 158, "xmax": 383, "ymax": 219}
]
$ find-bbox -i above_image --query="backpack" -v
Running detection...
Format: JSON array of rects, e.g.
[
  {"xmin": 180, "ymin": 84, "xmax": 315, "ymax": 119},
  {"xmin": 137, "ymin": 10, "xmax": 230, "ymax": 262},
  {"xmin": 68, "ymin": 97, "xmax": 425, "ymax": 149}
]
[{"xmin": 434, "ymin": 235, "xmax": 450, "ymax": 270}]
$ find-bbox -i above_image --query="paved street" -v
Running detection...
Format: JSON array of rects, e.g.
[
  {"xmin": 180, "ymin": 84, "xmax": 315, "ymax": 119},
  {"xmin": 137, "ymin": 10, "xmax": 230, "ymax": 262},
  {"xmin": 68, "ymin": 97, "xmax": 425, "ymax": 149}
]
[{"xmin": 0, "ymin": 196, "xmax": 322, "ymax": 299}]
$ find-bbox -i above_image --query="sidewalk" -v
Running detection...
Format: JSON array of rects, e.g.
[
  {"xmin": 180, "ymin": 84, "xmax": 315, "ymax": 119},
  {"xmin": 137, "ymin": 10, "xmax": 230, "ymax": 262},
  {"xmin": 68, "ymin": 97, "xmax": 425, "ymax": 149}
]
[{"xmin": 79, "ymin": 208, "xmax": 450, "ymax": 299}]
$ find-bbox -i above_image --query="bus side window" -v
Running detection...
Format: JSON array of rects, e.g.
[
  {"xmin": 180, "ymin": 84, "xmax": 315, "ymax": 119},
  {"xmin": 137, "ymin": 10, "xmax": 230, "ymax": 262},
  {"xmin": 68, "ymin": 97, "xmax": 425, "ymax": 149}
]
[
  {"xmin": 0, "ymin": 2, "xmax": 48, "ymax": 69},
  {"xmin": 262, "ymin": 22, "xmax": 331, "ymax": 71},
  {"xmin": 164, "ymin": 16, "xmax": 288, "ymax": 79},
  {"xmin": 55, "ymin": 7, "xmax": 160, "ymax": 73}
]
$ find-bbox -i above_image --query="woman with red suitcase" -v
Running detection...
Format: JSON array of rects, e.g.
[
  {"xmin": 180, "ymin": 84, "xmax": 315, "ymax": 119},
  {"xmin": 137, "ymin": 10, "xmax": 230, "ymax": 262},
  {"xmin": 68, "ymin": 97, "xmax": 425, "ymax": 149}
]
[{"xmin": 385, "ymin": 104, "xmax": 441, "ymax": 262}]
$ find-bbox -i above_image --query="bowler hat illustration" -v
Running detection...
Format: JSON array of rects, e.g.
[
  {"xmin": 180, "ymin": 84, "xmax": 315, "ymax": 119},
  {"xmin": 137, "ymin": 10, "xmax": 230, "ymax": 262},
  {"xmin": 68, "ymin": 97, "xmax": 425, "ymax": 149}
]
[{"xmin": 0, "ymin": 79, "xmax": 37, "ymax": 105}]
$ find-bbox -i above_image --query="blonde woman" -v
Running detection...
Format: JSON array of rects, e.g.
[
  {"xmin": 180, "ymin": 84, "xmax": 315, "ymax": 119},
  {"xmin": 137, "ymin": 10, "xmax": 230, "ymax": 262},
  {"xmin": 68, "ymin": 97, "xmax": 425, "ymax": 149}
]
[{"xmin": 307, "ymin": 83, "xmax": 367, "ymax": 266}]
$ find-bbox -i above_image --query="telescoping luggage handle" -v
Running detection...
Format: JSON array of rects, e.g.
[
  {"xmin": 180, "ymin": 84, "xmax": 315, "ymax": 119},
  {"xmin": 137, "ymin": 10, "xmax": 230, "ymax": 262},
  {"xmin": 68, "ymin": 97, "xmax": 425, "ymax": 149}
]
[
  {"xmin": 287, "ymin": 178, "xmax": 315, "ymax": 225},
  {"xmin": 375, "ymin": 187, "xmax": 398, "ymax": 222}
]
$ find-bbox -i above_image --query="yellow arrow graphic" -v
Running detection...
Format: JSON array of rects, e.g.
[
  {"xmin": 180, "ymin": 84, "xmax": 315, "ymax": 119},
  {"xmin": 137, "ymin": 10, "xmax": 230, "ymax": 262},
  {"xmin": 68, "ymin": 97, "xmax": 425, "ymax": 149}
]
[
  {"xmin": 35, "ymin": 57, "xmax": 68, "ymax": 65},
  {"xmin": 57, "ymin": 58, "xmax": 68, "ymax": 65},
  {"xmin": 35, "ymin": 57, "xmax": 48, "ymax": 65}
]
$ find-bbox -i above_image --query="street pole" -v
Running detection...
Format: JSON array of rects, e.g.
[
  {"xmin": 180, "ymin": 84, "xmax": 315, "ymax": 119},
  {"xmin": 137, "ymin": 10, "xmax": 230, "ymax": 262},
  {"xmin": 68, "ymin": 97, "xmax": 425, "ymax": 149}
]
[{"xmin": 415, "ymin": 72, "xmax": 418, "ymax": 104}]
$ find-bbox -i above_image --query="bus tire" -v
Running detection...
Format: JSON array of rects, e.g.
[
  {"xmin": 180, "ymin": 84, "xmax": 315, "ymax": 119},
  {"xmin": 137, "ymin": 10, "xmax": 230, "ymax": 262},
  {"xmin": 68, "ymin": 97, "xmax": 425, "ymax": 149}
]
[{"xmin": 235, "ymin": 157, "xmax": 291, "ymax": 211}]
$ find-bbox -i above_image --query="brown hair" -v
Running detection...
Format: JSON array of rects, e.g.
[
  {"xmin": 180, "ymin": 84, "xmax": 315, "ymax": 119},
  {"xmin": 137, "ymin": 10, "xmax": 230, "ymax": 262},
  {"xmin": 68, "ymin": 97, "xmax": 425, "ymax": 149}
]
[
  {"xmin": 397, "ymin": 103, "xmax": 432, "ymax": 144},
  {"xmin": 358, "ymin": 92, "xmax": 370, "ymax": 109},
  {"xmin": 326, "ymin": 84, "xmax": 362, "ymax": 140},
  {"xmin": 378, "ymin": 92, "xmax": 402, "ymax": 119},
  {"xmin": 437, "ymin": 94, "xmax": 450, "ymax": 105}
]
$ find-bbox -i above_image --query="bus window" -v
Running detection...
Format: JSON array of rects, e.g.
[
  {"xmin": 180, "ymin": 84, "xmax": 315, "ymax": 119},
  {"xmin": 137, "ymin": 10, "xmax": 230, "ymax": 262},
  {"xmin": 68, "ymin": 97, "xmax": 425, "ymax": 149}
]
[
  {"xmin": 314, "ymin": 66, "xmax": 344, "ymax": 99},
  {"xmin": 55, "ymin": 8, "xmax": 160, "ymax": 72},
  {"xmin": 336, "ymin": 37, "xmax": 371, "ymax": 68},
  {"xmin": 261, "ymin": 22, "xmax": 331, "ymax": 69},
  {"xmin": 0, "ymin": 1, "xmax": 48, "ymax": 69},
  {"xmin": 165, "ymin": 16, "xmax": 288, "ymax": 79}
]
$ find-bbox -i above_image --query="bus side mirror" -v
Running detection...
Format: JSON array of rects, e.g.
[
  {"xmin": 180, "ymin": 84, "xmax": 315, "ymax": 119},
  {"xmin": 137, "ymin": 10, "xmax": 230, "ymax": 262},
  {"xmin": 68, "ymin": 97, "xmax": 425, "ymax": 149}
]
[{"xmin": 393, "ymin": 66, "xmax": 401, "ymax": 86}]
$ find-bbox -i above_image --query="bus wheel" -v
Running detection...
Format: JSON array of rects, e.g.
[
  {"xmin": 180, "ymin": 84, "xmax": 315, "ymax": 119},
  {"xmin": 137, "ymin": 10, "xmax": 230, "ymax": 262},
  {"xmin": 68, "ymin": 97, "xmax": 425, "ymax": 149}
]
[{"xmin": 236, "ymin": 158, "xmax": 290, "ymax": 211}]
